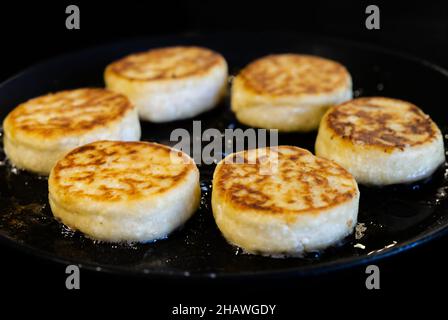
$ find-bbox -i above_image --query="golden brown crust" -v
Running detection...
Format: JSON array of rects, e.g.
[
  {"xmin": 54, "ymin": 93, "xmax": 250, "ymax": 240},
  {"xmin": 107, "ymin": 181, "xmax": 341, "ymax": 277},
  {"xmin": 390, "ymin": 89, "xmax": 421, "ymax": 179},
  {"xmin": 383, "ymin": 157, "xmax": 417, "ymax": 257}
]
[
  {"xmin": 4, "ymin": 88, "xmax": 134, "ymax": 140},
  {"xmin": 213, "ymin": 146, "xmax": 358, "ymax": 215},
  {"xmin": 51, "ymin": 141, "xmax": 196, "ymax": 202},
  {"xmin": 238, "ymin": 54, "xmax": 350, "ymax": 97},
  {"xmin": 326, "ymin": 97, "xmax": 439, "ymax": 150},
  {"xmin": 106, "ymin": 46, "xmax": 224, "ymax": 81}
]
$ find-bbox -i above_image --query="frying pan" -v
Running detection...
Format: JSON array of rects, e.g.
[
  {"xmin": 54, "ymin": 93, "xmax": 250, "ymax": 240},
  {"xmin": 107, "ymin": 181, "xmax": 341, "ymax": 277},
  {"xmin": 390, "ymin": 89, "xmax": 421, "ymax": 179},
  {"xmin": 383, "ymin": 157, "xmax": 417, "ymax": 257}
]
[{"xmin": 0, "ymin": 32, "xmax": 447, "ymax": 278}]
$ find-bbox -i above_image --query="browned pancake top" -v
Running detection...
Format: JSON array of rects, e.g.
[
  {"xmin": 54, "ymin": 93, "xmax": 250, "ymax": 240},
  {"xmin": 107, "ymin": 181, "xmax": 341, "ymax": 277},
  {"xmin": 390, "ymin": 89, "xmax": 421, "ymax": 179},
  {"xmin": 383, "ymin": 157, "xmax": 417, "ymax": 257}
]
[
  {"xmin": 213, "ymin": 146, "xmax": 358, "ymax": 215},
  {"xmin": 4, "ymin": 88, "xmax": 133, "ymax": 139},
  {"xmin": 50, "ymin": 141, "xmax": 196, "ymax": 202},
  {"xmin": 326, "ymin": 97, "xmax": 439, "ymax": 149},
  {"xmin": 238, "ymin": 54, "xmax": 350, "ymax": 97},
  {"xmin": 107, "ymin": 46, "xmax": 224, "ymax": 81}
]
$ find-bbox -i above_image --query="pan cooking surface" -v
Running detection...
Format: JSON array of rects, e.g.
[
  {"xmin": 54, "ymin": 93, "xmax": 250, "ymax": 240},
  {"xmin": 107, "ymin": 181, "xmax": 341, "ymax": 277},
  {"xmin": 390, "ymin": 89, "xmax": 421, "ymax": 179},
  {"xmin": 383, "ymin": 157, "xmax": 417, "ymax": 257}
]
[{"xmin": 0, "ymin": 33, "xmax": 447, "ymax": 278}]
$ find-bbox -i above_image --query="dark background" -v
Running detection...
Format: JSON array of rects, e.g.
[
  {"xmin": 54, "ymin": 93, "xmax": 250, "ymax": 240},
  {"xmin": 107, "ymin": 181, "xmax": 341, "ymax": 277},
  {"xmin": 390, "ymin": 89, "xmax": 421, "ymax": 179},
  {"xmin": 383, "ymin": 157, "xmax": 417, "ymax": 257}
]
[{"xmin": 0, "ymin": 0, "xmax": 447, "ymax": 314}]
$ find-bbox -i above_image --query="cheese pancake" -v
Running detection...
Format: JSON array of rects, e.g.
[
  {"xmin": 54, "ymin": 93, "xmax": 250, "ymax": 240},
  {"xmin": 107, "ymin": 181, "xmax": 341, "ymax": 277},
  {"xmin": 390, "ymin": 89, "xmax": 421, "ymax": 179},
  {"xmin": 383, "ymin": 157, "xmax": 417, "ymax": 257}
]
[
  {"xmin": 212, "ymin": 146, "xmax": 359, "ymax": 255},
  {"xmin": 315, "ymin": 97, "xmax": 445, "ymax": 185},
  {"xmin": 105, "ymin": 46, "xmax": 228, "ymax": 122},
  {"xmin": 49, "ymin": 141, "xmax": 200, "ymax": 242},
  {"xmin": 3, "ymin": 88, "xmax": 141, "ymax": 175},
  {"xmin": 231, "ymin": 54, "xmax": 352, "ymax": 132}
]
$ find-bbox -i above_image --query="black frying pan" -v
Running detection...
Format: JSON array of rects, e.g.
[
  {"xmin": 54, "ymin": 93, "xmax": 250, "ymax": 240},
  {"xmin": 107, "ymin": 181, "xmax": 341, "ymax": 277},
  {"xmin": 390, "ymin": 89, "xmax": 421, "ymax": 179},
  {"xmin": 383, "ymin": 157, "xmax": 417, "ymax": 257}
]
[{"xmin": 0, "ymin": 32, "xmax": 447, "ymax": 278}]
